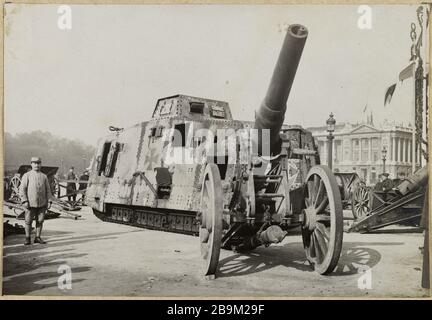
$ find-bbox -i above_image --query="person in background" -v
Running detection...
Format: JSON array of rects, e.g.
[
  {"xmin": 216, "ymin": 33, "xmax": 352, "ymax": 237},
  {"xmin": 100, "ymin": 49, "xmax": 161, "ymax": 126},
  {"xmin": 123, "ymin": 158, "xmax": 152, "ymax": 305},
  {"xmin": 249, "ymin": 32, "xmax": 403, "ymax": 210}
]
[
  {"xmin": 397, "ymin": 172, "xmax": 406, "ymax": 181},
  {"xmin": 374, "ymin": 173, "xmax": 393, "ymax": 192},
  {"xmin": 79, "ymin": 170, "xmax": 90, "ymax": 202},
  {"xmin": 393, "ymin": 172, "xmax": 406, "ymax": 187},
  {"xmin": 66, "ymin": 167, "xmax": 77, "ymax": 202},
  {"xmin": 20, "ymin": 157, "xmax": 52, "ymax": 245}
]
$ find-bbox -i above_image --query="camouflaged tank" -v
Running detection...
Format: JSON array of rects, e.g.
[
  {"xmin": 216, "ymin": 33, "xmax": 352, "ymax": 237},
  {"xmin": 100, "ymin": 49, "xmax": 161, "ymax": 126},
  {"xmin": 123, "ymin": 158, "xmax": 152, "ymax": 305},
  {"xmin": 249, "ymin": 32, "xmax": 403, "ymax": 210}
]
[{"xmin": 86, "ymin": 24, "xmax": 344, "ymax": 279}]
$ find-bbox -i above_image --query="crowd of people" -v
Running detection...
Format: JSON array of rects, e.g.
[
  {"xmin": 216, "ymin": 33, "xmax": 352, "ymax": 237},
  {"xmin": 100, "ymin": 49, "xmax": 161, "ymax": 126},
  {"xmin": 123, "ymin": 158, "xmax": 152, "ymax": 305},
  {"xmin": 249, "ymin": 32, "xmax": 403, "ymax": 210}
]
[{"xmin": 373, "ymin": 171, "xmax": 406, "ymax": 192}]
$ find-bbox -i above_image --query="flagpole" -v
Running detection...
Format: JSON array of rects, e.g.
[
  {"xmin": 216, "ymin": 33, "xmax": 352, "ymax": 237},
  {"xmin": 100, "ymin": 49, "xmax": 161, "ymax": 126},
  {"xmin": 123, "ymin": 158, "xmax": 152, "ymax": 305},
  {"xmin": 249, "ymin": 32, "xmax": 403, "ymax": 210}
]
[
  {"xmin": 421, "ymin": 4, "xmax": 428, "ymax": 168},
  {"xmin": 412, "ymin": 59, "xmax": 417, "ymax": 174}
]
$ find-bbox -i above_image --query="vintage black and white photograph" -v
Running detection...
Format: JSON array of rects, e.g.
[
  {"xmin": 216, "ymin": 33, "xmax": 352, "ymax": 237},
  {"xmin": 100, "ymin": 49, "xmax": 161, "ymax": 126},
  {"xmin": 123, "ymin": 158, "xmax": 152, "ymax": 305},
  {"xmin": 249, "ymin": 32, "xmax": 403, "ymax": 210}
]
[{"xmin": 2, "ymin": 3, "xmax": 430, "ymax": 298}]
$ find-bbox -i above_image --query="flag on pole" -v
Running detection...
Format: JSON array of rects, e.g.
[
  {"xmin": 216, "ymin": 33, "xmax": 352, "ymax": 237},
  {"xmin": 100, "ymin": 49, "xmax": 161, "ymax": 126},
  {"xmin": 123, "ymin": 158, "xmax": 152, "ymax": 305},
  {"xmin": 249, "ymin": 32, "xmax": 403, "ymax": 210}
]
[
  {"xmin": 384, "ymin": 83, "xmax": 396, "ymax": 106},
  {"xmin": 399, "ymin": 61, "xmax": 415, "ymax": 82},
  {"xmin": 363, "ymin": 103, "xmax": 368, "ymax": 113}
]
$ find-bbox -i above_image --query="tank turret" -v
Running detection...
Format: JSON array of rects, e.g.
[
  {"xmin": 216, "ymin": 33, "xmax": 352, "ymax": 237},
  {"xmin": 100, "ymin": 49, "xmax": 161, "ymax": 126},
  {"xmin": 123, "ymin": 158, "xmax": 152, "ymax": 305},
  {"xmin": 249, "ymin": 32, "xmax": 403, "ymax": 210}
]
[{"xmin": 254, "ymin": 24, "xmax": 308, "ymax": 155}]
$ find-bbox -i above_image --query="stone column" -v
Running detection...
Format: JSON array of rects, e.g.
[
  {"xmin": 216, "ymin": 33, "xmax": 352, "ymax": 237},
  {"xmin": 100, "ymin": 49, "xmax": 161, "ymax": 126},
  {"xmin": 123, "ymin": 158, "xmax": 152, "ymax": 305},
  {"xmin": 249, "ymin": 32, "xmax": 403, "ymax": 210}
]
[
  {"xmin": 409, "ymin": 140, "xmax": 412, "ymax": 164},
  {"xmin": 399, "ymin": 137, "xmax": 402, "ymax": 164},
  {"xmin": 402, "ymin": 138, "xmax": 406, "ymax": 163},
  {"xmin": 359, "ymin": 138, "xmax": 362, "ymax": 163},
  {"xmin": 368, "ymin": 138, "xmax": 372, "ymax": 164},
  {"xmin": 392, "ymin": 136, "xmax": 396, "ymax": 162}
]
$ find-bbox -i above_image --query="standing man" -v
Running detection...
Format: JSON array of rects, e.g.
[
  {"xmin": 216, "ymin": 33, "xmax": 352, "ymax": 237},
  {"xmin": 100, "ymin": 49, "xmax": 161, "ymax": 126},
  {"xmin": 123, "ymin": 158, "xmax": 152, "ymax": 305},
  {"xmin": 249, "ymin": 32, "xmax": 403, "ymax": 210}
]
[
  {"xmin": 375, "ymin": 173, "xmax": 393, "ymax": 192},
  {"xmin": 78, "ymin": 170, "xmax": 89, "ymax": 202},
  {"xmin": 66, "ymin": 167, "xmax": 77, "ymax": 202},
  {"xmin": 20, "ymin": 157, "xmax": 52, "ymax": 245}
]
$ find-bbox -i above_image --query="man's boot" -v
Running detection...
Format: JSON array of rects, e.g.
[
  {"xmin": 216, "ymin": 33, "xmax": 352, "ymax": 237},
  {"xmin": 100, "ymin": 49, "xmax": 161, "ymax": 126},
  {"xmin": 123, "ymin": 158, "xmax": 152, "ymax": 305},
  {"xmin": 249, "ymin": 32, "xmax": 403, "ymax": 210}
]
[
  {"xmin": 34, "ymin": 222, "xmax": 46, "ymax": 244},
  {"xmin": 24, "ymin": 237, "xmax": 31, "ymax": 245},
  {"xmin": 34, "ymin": 237, "xmax": 46, "ymax": 244}
]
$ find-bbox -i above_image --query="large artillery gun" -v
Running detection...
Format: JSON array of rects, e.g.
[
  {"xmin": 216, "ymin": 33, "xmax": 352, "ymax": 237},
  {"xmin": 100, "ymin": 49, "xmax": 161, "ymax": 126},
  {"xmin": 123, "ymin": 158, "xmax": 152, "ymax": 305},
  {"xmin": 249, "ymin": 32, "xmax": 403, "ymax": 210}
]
[
  {"xmin": 349, "ymin": 166, "xmax": 428, "ymax": 233},
  {"xmin": 86, "ymin": 24, "xmax": 344, "ymax": 278}
]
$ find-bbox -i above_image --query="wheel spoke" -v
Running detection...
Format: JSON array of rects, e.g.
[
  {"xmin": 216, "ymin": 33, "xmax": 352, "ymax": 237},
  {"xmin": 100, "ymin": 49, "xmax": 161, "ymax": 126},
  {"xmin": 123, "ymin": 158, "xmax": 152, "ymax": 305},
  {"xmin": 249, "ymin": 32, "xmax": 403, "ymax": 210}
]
[
  {"xmin": 313, "ymin": 175, "xmax": 319, "ymax": 197},
  {"xmin": 316, "ymin": 195, "xmax": 328, "ymax": 213},
  {"xmin": 314, "ymin": 232, "xmax": 327, "ymax": 263},
  {"xmin": 316, "ymin": 214, "xmax": 330, "ymax": 223},
  {"xmin": 315, "ymin": 222, "xmax": 330, "ymax": 241},
  {"xmin": 312, "ymin": 233, "xmax": 322, "ymax": 262},
  {"xmin": 307, "ymin": 181, "xmax": 315, "ymax": 201},
  {"xmin": 313, "ymin": 179, "xmax": 324, "ymax": 208},
  {"xmin": 309, "ymin": 233, "xmax": 317, "ymax": 259}
]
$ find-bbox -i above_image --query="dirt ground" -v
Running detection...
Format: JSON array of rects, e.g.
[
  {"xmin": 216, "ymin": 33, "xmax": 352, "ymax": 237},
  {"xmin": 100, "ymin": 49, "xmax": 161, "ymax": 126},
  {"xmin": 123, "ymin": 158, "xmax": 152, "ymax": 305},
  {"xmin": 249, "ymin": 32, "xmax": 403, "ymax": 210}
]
[{"xmin": 2, "ymin": 206, "xmax": 429, "ymax": 298}]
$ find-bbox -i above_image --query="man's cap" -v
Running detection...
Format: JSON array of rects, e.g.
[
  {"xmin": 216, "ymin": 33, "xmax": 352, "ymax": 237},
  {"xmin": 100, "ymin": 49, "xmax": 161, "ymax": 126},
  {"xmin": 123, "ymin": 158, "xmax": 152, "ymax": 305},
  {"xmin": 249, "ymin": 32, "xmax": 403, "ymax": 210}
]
[
  {"xmin": 379, "ymin": 173, "xmax": 390, "ymax": 178},
  {"xmin": 31, "ymin": 157, "xmax": 41, "ymax": 163}
]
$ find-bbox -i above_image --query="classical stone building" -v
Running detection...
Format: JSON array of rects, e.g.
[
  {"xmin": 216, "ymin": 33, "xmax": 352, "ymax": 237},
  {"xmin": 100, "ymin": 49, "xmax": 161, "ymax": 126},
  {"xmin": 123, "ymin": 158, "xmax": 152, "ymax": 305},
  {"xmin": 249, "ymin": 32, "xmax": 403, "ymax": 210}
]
[{"xmin": 307, "ymin": 121, "xmax": 421, "ymax": 185}]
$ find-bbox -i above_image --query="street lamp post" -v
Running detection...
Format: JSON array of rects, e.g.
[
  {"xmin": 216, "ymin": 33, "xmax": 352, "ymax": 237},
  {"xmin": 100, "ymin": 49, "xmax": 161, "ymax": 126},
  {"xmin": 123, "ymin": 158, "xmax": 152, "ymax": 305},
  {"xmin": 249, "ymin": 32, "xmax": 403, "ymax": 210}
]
[
  {"xmin": 326, "ymin": 113, "xmax": 336, "ymax": 170},
  {"xmin": 382, "ymin": 146, "xmax": 387, "ymax": 174}
]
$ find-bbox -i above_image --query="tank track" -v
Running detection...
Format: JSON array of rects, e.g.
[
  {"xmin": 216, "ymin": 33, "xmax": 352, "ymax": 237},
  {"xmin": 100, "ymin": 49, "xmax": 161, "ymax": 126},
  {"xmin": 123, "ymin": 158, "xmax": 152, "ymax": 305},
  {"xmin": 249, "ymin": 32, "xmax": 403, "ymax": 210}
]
[{"xmin": 92, "ymin": 205, "xmax": 199, "ymax": 236}]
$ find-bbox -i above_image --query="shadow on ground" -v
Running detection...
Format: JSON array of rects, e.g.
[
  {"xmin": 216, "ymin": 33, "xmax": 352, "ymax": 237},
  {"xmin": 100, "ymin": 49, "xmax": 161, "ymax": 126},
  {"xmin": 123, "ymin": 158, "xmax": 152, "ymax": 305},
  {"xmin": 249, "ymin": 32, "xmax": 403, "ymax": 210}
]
[
  {"xmin": 365, "ymin": 228, "xmax": 424, "ymax": 234},
  {"xmin": 218, "ymin": 240, "xmax": 404, "ymax": 278},
  {"xmin": 2, "ymin": 245, "xmax": 91, "ymax": 295},
  {"xmin": 3, "ymin": 230, "xmax": 143, "ymax": 256},
  {"xmin": 3, "ymin": 268, "xmax": 90, "ymax": 295}
]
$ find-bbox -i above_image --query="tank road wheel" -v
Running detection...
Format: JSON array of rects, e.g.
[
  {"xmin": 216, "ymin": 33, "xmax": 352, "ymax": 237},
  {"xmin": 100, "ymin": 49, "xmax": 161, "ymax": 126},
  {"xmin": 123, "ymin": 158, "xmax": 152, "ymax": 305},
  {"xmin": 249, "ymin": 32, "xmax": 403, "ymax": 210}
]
[
  {"xmin": 302, "ymin": 165, "xmax": 343, "ymax": 275},
  {"xmin": 351, "ymin": 183, "xmax": 370, "ymax": 221},
  {"xmin": 199, "ymin": 163, "xmax": 223, "ymax": 280}
]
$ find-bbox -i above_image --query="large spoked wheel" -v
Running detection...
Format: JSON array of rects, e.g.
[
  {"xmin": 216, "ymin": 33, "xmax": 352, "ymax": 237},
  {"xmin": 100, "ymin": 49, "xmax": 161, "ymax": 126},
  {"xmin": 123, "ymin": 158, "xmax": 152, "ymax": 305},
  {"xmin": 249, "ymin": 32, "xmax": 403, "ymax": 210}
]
[
  {"xmin": 302, "ymin": 165, "xmax": 343, "ymax": 275},
  {"xmin": 199, "ymin": 163, "xmax": 223, "ymax": 279},
  {"xmin": 351, "ymin": 183, "xmax": 370, "ymax": 221}
]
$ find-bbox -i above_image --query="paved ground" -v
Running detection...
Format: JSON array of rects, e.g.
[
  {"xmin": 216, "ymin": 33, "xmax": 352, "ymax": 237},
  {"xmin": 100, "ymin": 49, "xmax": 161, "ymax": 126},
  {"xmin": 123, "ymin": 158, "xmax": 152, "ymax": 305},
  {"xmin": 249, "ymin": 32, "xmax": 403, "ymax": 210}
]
[{"xmin": 2, "ymin": 206, "xmax": 429, "ymax": 298}]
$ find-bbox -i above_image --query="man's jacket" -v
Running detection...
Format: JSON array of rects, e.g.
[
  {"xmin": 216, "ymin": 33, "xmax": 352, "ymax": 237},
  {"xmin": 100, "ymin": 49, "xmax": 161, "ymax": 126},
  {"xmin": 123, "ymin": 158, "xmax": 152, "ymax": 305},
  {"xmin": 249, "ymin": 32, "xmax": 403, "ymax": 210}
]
[{"xmin": 20, "ymin": 170, "xmax": 52, "ymax": 208}]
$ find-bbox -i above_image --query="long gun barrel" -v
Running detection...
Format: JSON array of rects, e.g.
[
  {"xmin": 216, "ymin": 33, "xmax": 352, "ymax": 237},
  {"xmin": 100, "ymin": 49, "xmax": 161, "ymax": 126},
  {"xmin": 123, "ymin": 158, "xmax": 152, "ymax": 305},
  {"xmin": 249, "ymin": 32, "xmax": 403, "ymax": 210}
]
[
  {"xmin": 254, "ymin": 24, "xmax": 308, "ymax": 155},
  {"xmin": 395, "ymin": 166, "xmax": 428, "ymax": 196}
]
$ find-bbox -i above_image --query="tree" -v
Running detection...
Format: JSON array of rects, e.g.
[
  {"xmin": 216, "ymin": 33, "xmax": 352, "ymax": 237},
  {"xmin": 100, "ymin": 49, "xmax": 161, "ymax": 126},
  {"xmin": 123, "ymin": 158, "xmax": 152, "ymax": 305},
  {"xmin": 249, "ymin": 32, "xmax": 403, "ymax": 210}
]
[{"xmin": 4, "ymin": 131, "xmax": 96, "ymax": 177}]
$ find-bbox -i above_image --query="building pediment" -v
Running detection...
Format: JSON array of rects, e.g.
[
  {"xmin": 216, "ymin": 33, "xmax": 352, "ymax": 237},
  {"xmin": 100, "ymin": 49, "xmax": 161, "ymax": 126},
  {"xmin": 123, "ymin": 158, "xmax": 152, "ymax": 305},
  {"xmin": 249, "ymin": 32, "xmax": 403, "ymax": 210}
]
[{"xmin": 349, "ymin": 124, "xmax": 380, "ymax": 134}]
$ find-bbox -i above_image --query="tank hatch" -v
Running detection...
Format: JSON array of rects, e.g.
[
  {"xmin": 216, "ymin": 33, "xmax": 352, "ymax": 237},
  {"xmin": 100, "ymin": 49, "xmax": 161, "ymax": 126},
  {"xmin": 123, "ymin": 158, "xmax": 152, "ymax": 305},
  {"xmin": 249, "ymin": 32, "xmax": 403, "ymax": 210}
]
[{"xmin": 151, "ymin": 94, "xmax": 232, "ymax": 121}]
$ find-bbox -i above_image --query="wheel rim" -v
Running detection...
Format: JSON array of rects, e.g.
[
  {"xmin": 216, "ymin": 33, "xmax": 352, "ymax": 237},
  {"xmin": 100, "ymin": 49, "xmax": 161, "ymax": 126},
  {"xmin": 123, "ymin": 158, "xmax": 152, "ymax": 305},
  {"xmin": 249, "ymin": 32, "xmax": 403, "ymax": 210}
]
[
  {"xmin": 199, "ymin": 164, "xmax": 223, "ymax": 278},
  {"xmin": 302, "ymin": 165, "xmax": 343, "ymax": 275},
  {"xmin": 352, "ymin": 185, "xmax": 370, "ymax": 220},
  {"xmin": 51, "ymin": 178, "xmax": 60, "ymax": 197}
]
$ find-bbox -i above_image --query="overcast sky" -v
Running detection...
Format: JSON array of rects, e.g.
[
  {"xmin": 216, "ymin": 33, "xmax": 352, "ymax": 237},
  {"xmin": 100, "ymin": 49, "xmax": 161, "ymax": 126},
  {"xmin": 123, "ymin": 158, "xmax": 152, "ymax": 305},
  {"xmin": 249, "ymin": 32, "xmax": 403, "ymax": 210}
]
[{"xmin": 4, "ymin": 4, "xmax": 426, "ymax": 145}]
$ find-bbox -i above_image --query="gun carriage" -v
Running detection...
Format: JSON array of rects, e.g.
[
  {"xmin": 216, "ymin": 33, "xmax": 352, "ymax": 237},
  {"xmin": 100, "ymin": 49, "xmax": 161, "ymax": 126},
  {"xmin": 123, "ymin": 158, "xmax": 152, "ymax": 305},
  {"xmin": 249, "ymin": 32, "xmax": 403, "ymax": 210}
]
[
  {"xmin": 3, "ymin": 165, "xmax": 82, "ymax": 220},
  {"xmin": 349, "ymin": 166, "xmax": 427, "ymax": 233}
]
